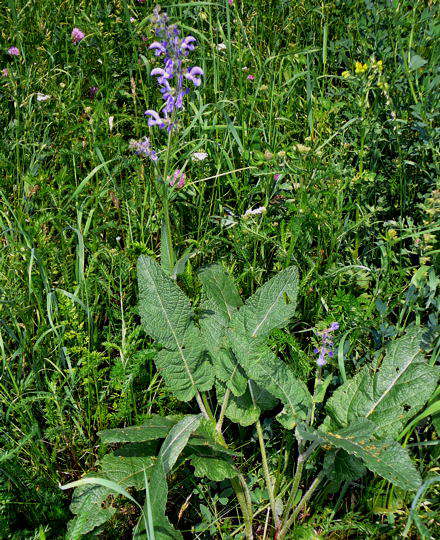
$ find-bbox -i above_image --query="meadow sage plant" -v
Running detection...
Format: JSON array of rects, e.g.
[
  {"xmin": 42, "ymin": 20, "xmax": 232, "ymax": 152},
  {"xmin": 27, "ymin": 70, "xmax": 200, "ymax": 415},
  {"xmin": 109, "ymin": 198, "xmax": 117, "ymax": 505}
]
[
  {"xmin": 130, "ymin": 6, "xmax": 204, "ymax": 276},
  {"xmin": 60, "ymin": 6, "xmax": 440, "ymax": 540}
]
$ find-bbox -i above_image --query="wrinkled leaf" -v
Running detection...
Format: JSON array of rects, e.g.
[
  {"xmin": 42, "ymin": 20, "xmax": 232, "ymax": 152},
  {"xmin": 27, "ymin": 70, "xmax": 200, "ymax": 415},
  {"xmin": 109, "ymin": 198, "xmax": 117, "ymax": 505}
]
[
  {"xmin": 327, "ymin": 327, "xmax": 440, "ymax": 437},
  {"xmin": 137, "ymin": 256, "xmax": 214, "ymax": 401},
  {"xmin": 298, "ymin": 420, "xmax": 422, "ymax": 491}
]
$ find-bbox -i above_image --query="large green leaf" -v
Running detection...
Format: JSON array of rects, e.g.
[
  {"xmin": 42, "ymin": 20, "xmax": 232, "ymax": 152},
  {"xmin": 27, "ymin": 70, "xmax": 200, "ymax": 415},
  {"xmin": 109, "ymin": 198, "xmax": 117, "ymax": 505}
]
[
  {"xmin": 99, "ymin": 454, "xmax": 156, "ymax": 490},
  {"xmin": 229, "ymin": 333, "xmax": 311, "ymax": 428},
  {"xmin": 137, "ymin": 256, "xmax": 214, "ymax": 401},
  {"xmin": 323, "ymin": 450, "xmax": 366, "ymax": 484},
  {"xmin": 67, "ymin": 483, "xmax": 116, "ymax": 539},
  {"xmin": 199, "ymin": 265, "xmax": 243, "ymax": 320},
  {"xmin": 298, "ymin": 420, "xmax": 422, "ymax": 491},
  {"xmin": 191, "ymin": 455, "xmax": 238, "ymax": 481},
  {"xmin": 327, "ymin": 327, "xmax": 440, "ymax": 437},
  {"xmin": 98, "ymin": 415, "xmax": 181, "ymax": 444},
  {"xmin": 199, "ymin": 267, "xmax": 247, "ymax": 397},
  {"xmin": 140, "ymin": 458, "xmax": 183, "ymax": 540},
  {"xmin": 231, "ymin": 265, "xmax": 299, "ymax": 338},
  {"xmin": 138, "ymin": 416, "xmax": 202, "ymax": 539},
  {"xmin": 216, "ymin": 380, "xmax": 278, "ymax": 427},
  {"xmin": 189, "ymin": 418, "xmax": 240, "ymax": 456}
]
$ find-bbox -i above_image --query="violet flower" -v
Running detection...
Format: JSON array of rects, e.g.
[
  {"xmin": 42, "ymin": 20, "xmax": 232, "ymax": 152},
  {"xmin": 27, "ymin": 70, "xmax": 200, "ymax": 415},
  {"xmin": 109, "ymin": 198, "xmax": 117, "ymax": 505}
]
[
  {"xmin": 314, "ymin": 322, "xmax": 339, "ymax": 366},
  {"xmin": 145, "ymin": 109, "xmax": 167, "ymax": 128},
  {"xmin": 168, "ymin": 169, "xmax": 186, "ymax": 188},
  {"xmin": 8, "ymin": 47, "xmax": 20, "ymax": 56},
  {"xmin": 129, "ymin": 137, "xmax": 158, "ymax": 162},
  {"xmin": 71, "ymin": 28, "xmax": 85, "ymax": 44}
]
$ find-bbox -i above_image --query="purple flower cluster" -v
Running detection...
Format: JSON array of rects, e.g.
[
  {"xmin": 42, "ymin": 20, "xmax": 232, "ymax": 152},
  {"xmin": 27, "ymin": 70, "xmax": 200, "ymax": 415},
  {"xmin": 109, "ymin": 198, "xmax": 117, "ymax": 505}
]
[
  {"xmin": 144, "ymin": 6, "xmax": 203, "ymax": 131},
  {"xmin": 314, "ymin": 322, "xmax": 339, "ymax": 366},
  {"xmin": 129, "ymin": 137, "xmax": 158, "ymax": 161},
  {"xmin": 71, "ymin": 28, "xmax": 85, "ymax": 44}
]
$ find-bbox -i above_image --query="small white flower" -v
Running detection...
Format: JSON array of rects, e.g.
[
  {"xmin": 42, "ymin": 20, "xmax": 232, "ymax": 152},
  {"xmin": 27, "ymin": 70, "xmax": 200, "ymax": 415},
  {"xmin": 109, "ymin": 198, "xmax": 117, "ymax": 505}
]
[
  {"xmin": 36, "ymin": 93, "xmax": 50, "ymax": 101},
  {"xmin": 216, "ymin": 43, "xmax": 227, "ymax": 51},
  {"xmin": 109, "ymin": 116, "xmax": 114, "ymax": 132},
  {"xmin": 243, "ymin": 206, "xmax": 267, "ymax": 218},
  {"xmin": 192, "ymin": 151, "xmax": 208, "ymax": 162}
]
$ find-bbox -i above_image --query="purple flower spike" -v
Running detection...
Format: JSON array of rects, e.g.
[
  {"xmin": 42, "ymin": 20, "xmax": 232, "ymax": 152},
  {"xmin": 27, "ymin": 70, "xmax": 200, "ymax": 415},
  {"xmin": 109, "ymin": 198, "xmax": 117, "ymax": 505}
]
[
  {"xmin": 145, "ymin": 109, "xmax": 166, "ymax": 128},
  {"xmin": 314, "ymin": 322, "xmax": 339, "ymax": 367},
  {"xmin": 184, "ymin": 66, "xmax": 204, "ymax": 86},
  {"xmin": 137, "ymin": 6, "xmax": 204, "ymax": 150},
  {"xmin": 8, "ymin": 47, "xmax": 20, "ymax": 56},
  {"xmin": 149, "ymin": 41, "xmax": 167, "ymax": 56}
]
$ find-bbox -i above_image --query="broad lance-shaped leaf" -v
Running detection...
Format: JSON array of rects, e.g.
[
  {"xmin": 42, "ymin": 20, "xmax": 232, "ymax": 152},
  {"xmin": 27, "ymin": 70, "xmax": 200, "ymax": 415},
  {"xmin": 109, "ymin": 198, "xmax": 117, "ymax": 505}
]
[
  {"xmin": 231, "ymin": 265, "xmax": 299, "ymax": 338},
  {"xmin": 137, "ymin": 256, "xmax": 213, "ymax": 401},
  {"xmin": 137, "ymin": 415, "xmax": 202, "ymax": 539},
  {"xmin": 66, "ymin": 448, "xmax": 158, "ymax": 537},
  {"xmin": 98, "ymin": 415, "xmax": 181, "ymax": 444},
  {"xmin": 158, "ymin": 414, "xmax": 202, "ymax": 474},
  {"xmin": 99, "ymin": 454, "xmax": 155, "ymax": 490},
  {"xmin": 199, "ymin": 266, "xmax": 247, "ymax": 396},
  {"xmin": 298, "ymin": 420, "xmax": 422, "ymax": 491},
  {"xmin": 199, "ymin": 298, "xmax": 247, "ymax": 396},
  {"xmin": 191, "ymin": 455, "xmax": 238, "ymax": 481},
  {"xmin": 323, "ymin": 450, "xmax": 366, "ymax": 485},
  {"xmin": 327, "ymin": 326, "xmax": 440, "ymax": 437},
  {"xmin": 229, "ymin": 332, "xmax": 311, "ymax": 428},
  {"xmin": 67, "ymin": 484, "xmax": 116, "ymax": 539},
  {"xmin": 144, "ymin": 459, "xmax": 183, "ymax": 540}
]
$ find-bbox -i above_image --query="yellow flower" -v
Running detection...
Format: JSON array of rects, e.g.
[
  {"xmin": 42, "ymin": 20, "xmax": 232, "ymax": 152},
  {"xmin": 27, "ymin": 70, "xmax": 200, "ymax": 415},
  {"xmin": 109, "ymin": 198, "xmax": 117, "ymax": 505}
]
[
  {"xmin": 387, "ymin": 229, "xmax": 398, "ymax": 240},
  {"xmin": 355, "ymin": 61, "xmax": 368, "ymax": 74},
  {"xmin": 376, "ymin": 60, "xmax": 383, "ymax": 71},
  {"xmin": 341, "ymin": 70, "xmax": 350, "ymax": 78}
]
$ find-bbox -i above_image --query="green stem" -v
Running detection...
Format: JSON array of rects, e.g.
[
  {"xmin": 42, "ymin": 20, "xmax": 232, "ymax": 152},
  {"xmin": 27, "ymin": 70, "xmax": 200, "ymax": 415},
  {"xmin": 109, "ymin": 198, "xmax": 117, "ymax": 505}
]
[
  {"xmin": 161, "ymin": 130, "xmax": 175, "ymax": 272},
  {"xmin": 281, "ymin": 441, "xmax": 319, "ymax": 525},
  {"xmin": 195, "ymin": 392, "xmax": 210, "ymax": 420},
  {"xmin": 279, "ymin": 472, "xmax": 324, "ymax": 538},
  {"xmin": 255, "ymin": 418, "xmax": 280, "ymax": 532},
  {"xmin": 215, "ymin": 395, "xmax": 253, "ymax": 539},
  {"xmin": 230, "ymin": 475, "xmax": 254, "ymax": 540},
  {"xmin": 216, "ymin": 386, "xmax": 231, "ymax": 434},
  {"xmin": 201, "ymin": 392, "xmax": 215, "ymax": 422}
]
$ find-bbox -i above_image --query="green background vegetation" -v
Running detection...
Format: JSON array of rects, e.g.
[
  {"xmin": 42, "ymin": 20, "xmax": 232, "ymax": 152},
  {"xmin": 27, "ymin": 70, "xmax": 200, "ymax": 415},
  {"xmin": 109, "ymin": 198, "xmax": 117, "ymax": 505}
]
[{"xmin": 0, "ymin": 0, "xmax": 439, "ymax": 537}]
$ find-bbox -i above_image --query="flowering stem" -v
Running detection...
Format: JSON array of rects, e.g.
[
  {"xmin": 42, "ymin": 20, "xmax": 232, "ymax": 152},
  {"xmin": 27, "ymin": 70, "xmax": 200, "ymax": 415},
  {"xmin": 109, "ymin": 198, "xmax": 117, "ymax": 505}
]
[
  {"xmin": 195, "ymin": 392, "xmax": 210, "ymax": 420},
  {"xmin": 214, "ymin": 416, "xmax": 253, "ymax": 540},
  {"xmin": 161, "ymin": 130, "xmax": 176, "ymax": 274},
  {"xmin": 308, "ymin": 365, "xmax": 322, "ymax": 426},
  {"xmin": 230, "ymin": 475, "xmax": 254, "ymax": 540}
]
